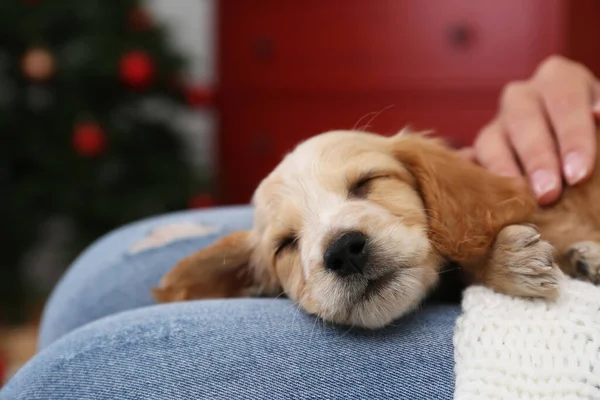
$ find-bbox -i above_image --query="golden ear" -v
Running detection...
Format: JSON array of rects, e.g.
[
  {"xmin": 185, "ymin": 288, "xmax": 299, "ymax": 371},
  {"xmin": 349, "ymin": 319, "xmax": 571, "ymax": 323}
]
[
  {"xmin": 152, "ymin": 230, "xmax": 279, "ymax": 303},
  {"xmin": 391, "ymin": 132, "xmax": 537, "ymax": 262}
]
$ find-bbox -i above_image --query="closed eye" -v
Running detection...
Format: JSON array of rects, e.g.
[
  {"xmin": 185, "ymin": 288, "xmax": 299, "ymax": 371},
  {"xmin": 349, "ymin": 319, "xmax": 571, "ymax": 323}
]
[
  {"xmin": 275, "ymin": 235, "xmax": 298, "ymax": 256},
  {"xmin": 349, "ymin": 175, "xmax": 389, "ymax": 198}
]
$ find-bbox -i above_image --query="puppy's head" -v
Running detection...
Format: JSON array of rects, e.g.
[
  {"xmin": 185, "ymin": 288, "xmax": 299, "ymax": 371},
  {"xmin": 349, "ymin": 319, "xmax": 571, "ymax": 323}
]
[{"xmin": 154, "ymin": 130, "xmax": 534, "ymax": 328}]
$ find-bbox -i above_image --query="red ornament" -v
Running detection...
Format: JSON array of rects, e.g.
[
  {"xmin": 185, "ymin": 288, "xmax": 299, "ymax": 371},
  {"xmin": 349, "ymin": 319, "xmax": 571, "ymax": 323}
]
[
  {"xmin": 120, "ymin": 51, "xmax": 154, "ymax": 90},
  {"xmin": 128, "ymin": 8, "xmax": 152, "ymax": 32},
  {"xmin": 72, "ymin": 123, "xmax": 107, "ymax": 157},
  {"xmin": 188, "ymin": 194, "xmax": 214, "ymax": 209},
  {"xmin": 185, "ymin": 85, "xmax": 214, "ymax": 108}
]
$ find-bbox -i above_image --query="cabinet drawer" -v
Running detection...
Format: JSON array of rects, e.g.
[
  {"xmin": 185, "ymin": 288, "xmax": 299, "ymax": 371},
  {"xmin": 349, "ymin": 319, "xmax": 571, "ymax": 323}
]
[
  {"xmin": 219, "ymin": 0, "xmax": 561, "ymax": 93},
  {"xmin": 217, "ymin": 91, "xmax": 497, "ymax": 204}
]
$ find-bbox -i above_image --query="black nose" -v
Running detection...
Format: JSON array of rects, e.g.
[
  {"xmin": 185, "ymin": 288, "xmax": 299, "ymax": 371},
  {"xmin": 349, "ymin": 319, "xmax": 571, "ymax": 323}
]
[{"xmin": 324, "ymin": 231, "xmax": 369, "ymax": 276}]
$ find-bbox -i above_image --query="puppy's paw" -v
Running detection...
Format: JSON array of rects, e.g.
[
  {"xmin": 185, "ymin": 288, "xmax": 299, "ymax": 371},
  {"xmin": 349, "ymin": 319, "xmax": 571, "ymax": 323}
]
[
  {"xmin": 483, "ymin": 224, "xmax": 563, "ymax": 299},
  {"xmin": 566, "ymin": 241, "xmax": 600, "ymax": 284}
]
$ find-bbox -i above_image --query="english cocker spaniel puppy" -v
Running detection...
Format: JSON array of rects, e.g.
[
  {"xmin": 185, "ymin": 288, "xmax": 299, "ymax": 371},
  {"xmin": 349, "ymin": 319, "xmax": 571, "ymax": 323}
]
[{"xmin": 153, "ymin": 129, "xmax": 600, "ymax": 329}]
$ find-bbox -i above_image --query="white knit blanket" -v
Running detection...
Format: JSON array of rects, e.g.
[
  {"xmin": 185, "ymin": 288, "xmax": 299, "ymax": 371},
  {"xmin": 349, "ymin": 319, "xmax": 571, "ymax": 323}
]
[{"xmin": 453, "ymin": 277, "xmax": 600, "ymax": 400}]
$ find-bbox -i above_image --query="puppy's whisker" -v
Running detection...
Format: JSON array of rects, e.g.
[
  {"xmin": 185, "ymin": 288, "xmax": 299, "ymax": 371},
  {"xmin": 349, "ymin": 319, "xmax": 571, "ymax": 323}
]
[
  {"xmin": 421, "ymin": 227, "xmax": 449, "ymax": 242},
  {"xmin": 353, "ymin": 104, "xmax": 395, "ymax": 132},
  {"xmin": 413, "ymin": 208, "xmax": 448, "ymax": 227},
  {"xmin": 352, "ymin": 111, "xmax": 378, "ymax": 131},
  {"xmin": 289, "ymin": 301, "xmax": 302, "ymax": 329},
  {"xmin": 309, "ymin": 313, "xmax": 320, "ymax": 345},
  {"xmin": 419, "ymin": 225, "xmax": 453, "ymax": 247},
  {"xmin": 338, "ymin": 322, "xmax": 356, "ymax": 338},
  {"xmin": 320, "ymin": 317, "xmax": 328, "ymax": 332},
  {"xmin": 417, "ymin": 208, "xmax": 463, "ymax": 246},
  {"xmin": 438, "ymin": 266, "xmax": 460, "ymax": 274},
  {"xmin": 409, "ymin": 302, "xmax": 426, "ymax": 331}
]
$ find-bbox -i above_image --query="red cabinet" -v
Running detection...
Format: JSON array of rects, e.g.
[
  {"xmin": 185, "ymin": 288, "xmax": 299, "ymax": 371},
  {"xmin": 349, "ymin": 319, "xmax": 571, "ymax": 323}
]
[{"xmin": 217, "ymin": 0, "xmax": 600, "ymax": 205}]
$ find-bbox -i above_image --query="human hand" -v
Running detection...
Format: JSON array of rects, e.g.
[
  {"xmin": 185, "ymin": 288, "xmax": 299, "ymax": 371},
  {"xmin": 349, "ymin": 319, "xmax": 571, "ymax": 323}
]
[{"xmin": 469, "ymin": 56, "xmax": 600, "ymax": 205}]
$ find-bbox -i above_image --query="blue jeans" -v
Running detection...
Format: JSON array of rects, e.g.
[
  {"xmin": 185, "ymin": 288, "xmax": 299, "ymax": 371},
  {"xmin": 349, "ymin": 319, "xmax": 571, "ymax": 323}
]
[{"xmin": 1, "ymin": 206, "xmax": 459, "ymax": 399}]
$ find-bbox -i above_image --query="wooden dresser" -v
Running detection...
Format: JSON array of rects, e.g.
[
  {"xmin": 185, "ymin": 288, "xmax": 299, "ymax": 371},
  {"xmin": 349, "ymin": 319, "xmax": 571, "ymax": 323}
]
[{"xmin": 216, "ymin": 0, "xmax": 600, "ymax": 204}]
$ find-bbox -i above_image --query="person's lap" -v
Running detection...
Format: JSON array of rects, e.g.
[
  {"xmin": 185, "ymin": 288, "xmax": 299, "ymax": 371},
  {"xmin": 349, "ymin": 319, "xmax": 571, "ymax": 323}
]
[
  {"xmin": 0, "ymin": 206, "xmax": 460, "ymax": 400},
  {"xmin": 37, "ymin": 205, "xmax": 256, "ymax": 348}
]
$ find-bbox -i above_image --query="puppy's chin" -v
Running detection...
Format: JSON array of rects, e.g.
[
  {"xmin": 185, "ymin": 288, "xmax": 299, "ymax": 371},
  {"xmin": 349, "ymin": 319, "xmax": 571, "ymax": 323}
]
[
  {"xmin": 303, "ymin": 260, "xmax": 440, "ymax": 330},
  {"xmin": 347, "ymin": 267, "xmax": 439, "ymax": 329}
]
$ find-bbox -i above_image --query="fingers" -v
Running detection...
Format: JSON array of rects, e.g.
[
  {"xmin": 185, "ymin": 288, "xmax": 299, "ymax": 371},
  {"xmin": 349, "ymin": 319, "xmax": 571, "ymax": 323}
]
[
  {"xmin": 498, "ymin": 82, "xmax": 563, "ymax": 204},
  {"xmin": 534, "ymin": 58, "xmax": 597, "ymax": 185},
  {"xmin": 474, "ymin": 56, "xmax": 600, "ymax": 206},
  {"xmin": 593, "ymin": 80, "xmax": 600, "ymax": 115},
  {"xmin": 473, "ymin": 120, "xmax": 521, "ymax": 177}
]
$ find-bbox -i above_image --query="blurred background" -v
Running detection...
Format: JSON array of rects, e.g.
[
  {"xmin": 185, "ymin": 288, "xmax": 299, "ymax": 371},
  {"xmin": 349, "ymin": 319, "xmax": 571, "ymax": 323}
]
[{"xmin": 2, "ymin": 0, "xmax": 600, "ymax": 383}]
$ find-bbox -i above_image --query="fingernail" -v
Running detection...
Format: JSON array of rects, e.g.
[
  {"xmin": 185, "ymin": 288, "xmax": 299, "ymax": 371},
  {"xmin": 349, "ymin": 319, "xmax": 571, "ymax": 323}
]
[
  {"xmin": 563, "ymin": 151, "xmax": 588, "ymax": 184},
  {"xmin": 593, "ymin": 100, "xmax": 600, "ymax": 114},
  {"xmin": 531, "ymin": 169, "xmax": 559, "ymax": 198}
]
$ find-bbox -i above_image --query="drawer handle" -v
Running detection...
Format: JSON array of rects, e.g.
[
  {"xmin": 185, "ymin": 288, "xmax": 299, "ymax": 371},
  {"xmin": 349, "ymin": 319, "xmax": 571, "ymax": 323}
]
[{"xmin": 447, "ymin": 23, "xmax": 474, "ymax": 49}]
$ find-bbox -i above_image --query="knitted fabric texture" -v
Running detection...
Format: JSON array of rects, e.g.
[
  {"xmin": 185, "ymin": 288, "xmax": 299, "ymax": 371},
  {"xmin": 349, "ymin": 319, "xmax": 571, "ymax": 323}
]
[{"xmin": 453, "ymin": 277, "xmax": 600, "ymax": 400}]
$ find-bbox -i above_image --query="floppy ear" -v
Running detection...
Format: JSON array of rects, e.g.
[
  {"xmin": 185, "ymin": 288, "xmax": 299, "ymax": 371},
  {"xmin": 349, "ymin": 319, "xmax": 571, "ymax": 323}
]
[
  {"xmin": 391, "ymin": 132, "xmax": 537, "ymax": 263},
  {"xmin": 152, "ymin": 230, "xmax": 280, "ymax": 303}
]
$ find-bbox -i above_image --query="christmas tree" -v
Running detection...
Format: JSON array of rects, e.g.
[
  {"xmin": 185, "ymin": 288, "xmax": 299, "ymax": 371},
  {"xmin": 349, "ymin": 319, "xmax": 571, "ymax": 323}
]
[{"xmin": 0, "ymin": 0, "xmax": 210, "ymax": 323}]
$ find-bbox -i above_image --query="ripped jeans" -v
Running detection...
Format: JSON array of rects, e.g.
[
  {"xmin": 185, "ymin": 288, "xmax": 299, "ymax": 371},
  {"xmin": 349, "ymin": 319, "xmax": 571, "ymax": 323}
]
[{"xmin": 0, "ymin": 206, "xmax": 459, "ymax": 400}]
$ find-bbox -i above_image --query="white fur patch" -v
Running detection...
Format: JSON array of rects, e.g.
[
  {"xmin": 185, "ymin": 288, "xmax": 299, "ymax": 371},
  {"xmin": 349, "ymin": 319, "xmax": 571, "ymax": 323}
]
[{"xmin": 129, "ymin": 222, "xmax": 219, "ymax": 254}]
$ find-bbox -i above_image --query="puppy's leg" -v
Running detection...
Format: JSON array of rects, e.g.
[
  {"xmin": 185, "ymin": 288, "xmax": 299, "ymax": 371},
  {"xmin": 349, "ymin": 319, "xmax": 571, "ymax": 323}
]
[
  {"xmin": 563, "ymin": 240, "xmax": 600, "ymax": 284},
  {"xmin": 472, "ymin": 224, "xmax": 564, "ymax": 299}
]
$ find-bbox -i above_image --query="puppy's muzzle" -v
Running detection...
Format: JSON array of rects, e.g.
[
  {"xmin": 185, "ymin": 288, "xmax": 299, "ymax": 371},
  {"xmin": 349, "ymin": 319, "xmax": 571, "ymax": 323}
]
[{"xmin": 324, "ymin": 231, "xmax": 369, "ymax": 276}]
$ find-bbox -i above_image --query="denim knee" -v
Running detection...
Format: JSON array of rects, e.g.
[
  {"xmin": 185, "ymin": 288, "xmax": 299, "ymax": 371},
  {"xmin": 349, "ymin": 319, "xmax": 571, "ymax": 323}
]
[
  {"xmin": 39, "ymin": 206, "xmax": 254, "ymax": 348},
  {"xmin": 4, "ymin": 300, "xmax": 459, "ymax": 400}
]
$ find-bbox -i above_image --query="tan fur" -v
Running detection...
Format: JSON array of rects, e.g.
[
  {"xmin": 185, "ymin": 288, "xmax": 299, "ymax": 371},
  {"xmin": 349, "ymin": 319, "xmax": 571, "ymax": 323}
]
[
  {"xmin": 152, "ymin": 231, "xmax": 278, "ymax": 302},
  {"xmin": 154, "ymin": 127, "xmax": 600, "ymax": 329},
  {"xmin": 391, "ymin": 134, "xmax": 538, "ymax": 262},
  {"xmin": 533, "ymin": 137, "xmax": 600, "ymax": 284}
]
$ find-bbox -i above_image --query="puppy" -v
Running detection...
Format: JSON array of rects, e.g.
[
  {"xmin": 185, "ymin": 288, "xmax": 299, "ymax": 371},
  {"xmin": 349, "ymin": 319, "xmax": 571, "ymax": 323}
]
[{"xmin": 153, "ymin": 129, "xmax": 600, "ymax": 329}]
